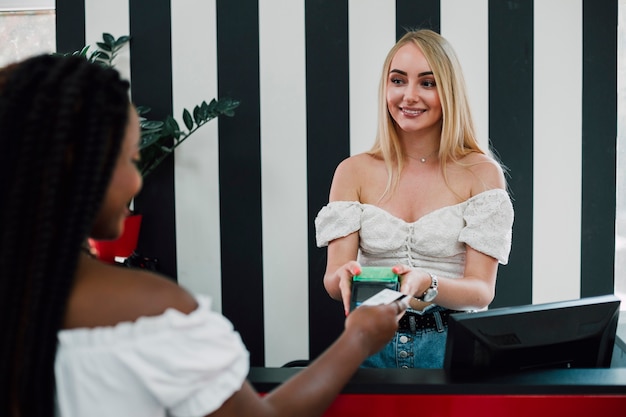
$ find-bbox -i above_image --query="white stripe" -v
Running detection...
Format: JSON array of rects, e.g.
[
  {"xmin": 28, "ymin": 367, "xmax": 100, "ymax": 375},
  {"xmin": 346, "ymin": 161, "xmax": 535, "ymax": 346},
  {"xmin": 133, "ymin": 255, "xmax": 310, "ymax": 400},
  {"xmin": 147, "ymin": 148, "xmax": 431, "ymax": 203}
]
[
  {"xmin": 172, "ymin": 0, "xmax": 224, "ymax": 312},
  {"xmin": 259, "ymin": 0, "xmax": 309, "ymax": 366},
  {"xmin": 85, "ymin": 0, "xmax": 130, "ymax": 82},
  {"xmin": 533, "ymin": 0, "xmax": 582, "ymax": 303},
  {"xmin": 441, "ymin": 0, "xmax": 489, "ymax": 151},
  {"xmin": 348, "ymin": 0, "xmax": 396, "ymax": 155}
]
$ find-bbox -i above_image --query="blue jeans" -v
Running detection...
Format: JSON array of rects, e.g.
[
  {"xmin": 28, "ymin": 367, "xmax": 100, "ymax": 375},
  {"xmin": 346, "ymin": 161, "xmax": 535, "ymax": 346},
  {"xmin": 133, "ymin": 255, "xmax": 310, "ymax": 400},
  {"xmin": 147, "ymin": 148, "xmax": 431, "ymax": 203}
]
[{"xmin": 361, "ymin": 307, "xmax": 449, "ymax": 369}]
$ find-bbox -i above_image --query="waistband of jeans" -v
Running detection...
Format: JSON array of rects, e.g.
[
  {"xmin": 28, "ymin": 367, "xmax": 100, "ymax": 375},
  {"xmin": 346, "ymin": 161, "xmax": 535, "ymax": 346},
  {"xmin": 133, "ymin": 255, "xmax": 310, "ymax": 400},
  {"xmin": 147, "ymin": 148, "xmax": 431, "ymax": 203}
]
[{"xmin": 397, "ymin": 309, "xmax": 464, "ymax": 333}]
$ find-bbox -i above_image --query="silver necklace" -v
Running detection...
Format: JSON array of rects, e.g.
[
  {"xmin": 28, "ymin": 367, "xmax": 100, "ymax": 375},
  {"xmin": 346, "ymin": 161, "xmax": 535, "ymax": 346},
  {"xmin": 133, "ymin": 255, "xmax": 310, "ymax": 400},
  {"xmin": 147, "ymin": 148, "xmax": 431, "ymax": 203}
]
[{"xmin": 408, "ymin": 149, "xmax": 438, "ymax": 163}]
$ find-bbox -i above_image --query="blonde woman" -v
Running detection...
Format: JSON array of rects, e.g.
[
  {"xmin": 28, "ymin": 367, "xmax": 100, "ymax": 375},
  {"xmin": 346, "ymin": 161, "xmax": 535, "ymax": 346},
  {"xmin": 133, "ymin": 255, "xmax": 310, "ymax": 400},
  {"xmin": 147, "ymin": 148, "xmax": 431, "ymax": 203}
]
[{"xmin": 316, "ymin": 29, "xmax": 514, "ymax": 368}]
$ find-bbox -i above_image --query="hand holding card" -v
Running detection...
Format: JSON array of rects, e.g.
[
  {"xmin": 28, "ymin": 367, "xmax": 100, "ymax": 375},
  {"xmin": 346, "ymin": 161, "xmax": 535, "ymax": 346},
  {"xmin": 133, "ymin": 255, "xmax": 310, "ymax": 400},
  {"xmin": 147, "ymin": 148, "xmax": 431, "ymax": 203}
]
[{"xmin": 359, "ymin": 288, "xmax": 411, "ymax": 317}]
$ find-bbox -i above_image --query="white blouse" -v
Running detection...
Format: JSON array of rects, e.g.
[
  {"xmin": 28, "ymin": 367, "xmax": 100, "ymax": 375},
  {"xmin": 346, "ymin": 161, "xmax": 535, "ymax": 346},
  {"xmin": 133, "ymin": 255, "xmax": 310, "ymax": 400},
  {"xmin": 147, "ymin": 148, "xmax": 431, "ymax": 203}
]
[
  {"xmin": 315, "ymin": 189, "xmax": 514, "ymax": 279},
  {"xmin": 55, "ymin": 295, "xmax": 249, "ymax": 417}
]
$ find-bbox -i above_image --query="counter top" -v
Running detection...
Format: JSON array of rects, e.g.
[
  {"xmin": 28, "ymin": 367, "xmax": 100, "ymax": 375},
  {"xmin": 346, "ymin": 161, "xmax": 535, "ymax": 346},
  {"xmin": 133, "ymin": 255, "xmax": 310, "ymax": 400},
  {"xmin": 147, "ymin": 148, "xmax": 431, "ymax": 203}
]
[{"xmin": 249, "ymin": 367, "xmax": 626, "ymax": 395}]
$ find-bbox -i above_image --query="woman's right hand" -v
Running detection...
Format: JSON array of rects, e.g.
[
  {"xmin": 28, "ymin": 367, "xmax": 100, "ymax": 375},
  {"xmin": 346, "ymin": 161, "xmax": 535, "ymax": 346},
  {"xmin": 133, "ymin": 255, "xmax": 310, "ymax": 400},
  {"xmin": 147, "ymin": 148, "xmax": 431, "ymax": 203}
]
[
  {"xmin": 344, "ymin": 302, "xmax": 405, "ymax": 356},
  {"xmin": 210, "ymin": 299, "xmax": 406, "ymax": 417},
  {"xmin": 330, "ymin": 260, "xmax": 362, "ymax": 315}
]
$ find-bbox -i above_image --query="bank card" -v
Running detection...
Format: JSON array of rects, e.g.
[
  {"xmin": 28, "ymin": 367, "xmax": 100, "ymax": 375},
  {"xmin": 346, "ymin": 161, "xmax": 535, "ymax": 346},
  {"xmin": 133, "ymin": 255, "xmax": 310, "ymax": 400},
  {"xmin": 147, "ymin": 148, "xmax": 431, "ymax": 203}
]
[{"xmin": 360, "ymin": 288, "xmax": 410, "ymax": 307}]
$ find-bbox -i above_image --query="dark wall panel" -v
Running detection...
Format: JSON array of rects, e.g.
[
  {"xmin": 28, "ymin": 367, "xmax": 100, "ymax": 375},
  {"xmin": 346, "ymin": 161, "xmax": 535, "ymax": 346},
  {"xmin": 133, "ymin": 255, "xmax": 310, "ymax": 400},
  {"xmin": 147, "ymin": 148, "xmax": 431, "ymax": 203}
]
[
  {"xmin": 216, "ymin": 0, "xmax": 265, "ymax": 366},
  {"xmin": 581, "ymin": 0, "xmax": 618, "ymax": 297},
  {"xmin": 306, "ymin": 0, "xmax": 351, "ymax": 360},
  {"xmin": 488, "ymin": 0, "xmax": 534, "ymax": 308},
  {"xmin": 55, "ymin": 0, "xmax": 85, "ymax": 53},
  {"xmin": 129, "ymin": 0, "xmax": 177, "ymax": 280},
  {"xmin": 396, "ymin": 0, "xmax": 440, "ymax": 37}
]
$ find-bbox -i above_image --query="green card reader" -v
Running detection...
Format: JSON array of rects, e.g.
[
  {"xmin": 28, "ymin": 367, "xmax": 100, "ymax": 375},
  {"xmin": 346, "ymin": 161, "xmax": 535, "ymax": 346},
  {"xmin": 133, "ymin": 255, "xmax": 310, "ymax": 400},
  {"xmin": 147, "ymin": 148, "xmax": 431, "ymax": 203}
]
[{"xmin": 350, "ymin": 266, "xmax": 399, "ymax": 311}]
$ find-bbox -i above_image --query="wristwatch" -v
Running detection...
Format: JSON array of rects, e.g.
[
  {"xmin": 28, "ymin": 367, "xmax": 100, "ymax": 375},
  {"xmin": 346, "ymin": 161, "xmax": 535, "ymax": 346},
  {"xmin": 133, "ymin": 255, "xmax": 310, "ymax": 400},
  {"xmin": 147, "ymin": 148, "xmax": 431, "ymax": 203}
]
[{"xmin": 419, "ymin": 273, "xmax": 439, "ymax": 302}]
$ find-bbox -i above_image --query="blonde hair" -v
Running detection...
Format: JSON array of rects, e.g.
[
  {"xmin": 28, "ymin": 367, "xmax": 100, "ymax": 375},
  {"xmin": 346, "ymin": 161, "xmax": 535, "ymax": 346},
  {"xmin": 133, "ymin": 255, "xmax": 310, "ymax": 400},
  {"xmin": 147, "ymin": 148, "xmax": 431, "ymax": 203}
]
[{"xmin": 369, "ymin": 29, "xmax": 487, "ymax": 198}]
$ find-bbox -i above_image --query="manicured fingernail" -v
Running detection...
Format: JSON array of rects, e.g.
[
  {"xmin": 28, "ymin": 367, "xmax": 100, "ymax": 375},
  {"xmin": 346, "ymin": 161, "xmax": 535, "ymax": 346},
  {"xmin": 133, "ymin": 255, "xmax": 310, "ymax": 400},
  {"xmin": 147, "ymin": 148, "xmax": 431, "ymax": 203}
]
[
  {"xmin": 345, "ymin": 309, "xmax": 349, "ymax": 316},
  {"xmin": 354, "ymin": 267, "xmax": 361, "ymax": 275}
]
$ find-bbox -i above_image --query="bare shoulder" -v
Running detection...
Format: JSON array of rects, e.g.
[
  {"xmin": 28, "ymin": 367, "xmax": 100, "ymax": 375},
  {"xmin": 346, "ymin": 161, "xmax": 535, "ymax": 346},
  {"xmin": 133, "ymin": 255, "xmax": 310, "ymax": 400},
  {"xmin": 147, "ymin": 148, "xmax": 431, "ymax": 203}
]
[
  {"xmin": 459, "ymin": 152, "xmax": 506, "ymax": 194},
  {"xmin": 330, "ymin": 153, "xmax": 384, "ymax": 201},
  {"xmin": 64, "ymin": 255, "xmax": 198, "ymax": 329},
  {"xmin": 333, "ymin": 153, "xmax": 379, "ymax": 177}
]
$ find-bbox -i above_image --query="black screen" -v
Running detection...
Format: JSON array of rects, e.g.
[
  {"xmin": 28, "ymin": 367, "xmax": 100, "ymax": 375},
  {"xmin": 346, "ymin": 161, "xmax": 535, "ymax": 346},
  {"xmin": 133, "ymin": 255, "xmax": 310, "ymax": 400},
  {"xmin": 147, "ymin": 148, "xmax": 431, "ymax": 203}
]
[
  {"xmin": 444, "ymin": 295, "xmax": 621, "ymax": 377},
  {"xmin": 350, "ymin": 281, "xmax": 399, "ymax": 311}
]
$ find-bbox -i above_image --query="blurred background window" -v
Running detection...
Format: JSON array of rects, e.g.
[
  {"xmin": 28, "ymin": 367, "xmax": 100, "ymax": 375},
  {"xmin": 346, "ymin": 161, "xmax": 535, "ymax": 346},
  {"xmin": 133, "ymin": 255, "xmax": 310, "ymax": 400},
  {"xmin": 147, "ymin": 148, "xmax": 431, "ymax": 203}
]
[{"xmin": 0, "ymin": 0, "xmax": 55, "ymax": 67}]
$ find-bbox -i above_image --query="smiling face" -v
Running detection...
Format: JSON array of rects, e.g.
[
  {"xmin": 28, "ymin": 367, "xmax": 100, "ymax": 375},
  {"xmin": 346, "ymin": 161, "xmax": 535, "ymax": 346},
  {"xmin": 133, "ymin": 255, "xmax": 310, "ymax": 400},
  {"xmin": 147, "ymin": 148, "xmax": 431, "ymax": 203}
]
[
  {"xmin": 90, "ymin": 105, "xmax": 143, "ymax": 240},
  {"xmin": 386, "ymin": 42, "xmax": 442, "ymax": 138}
]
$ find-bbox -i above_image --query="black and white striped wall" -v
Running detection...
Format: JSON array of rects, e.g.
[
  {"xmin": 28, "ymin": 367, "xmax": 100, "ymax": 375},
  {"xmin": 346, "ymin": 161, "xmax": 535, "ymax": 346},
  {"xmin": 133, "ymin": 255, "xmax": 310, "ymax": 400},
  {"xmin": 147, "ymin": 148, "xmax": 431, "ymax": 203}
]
[{"xmin": 56, "ymin": 0, "xmax": 617, "ymax": 367}]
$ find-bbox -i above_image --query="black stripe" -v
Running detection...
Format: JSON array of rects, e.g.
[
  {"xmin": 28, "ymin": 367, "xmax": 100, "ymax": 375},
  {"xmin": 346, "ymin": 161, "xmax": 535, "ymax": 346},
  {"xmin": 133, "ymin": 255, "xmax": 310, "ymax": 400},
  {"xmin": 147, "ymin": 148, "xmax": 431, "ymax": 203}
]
[
  {"xmin": 581, "ymin": 0, "xmax": 617, "ymax": 297},
  {"xmin": 216, "ymin": 0, "xmax": 265, "ymax": 366},
  {"xmin": 128, "ymin": 0, "xmax": 178, "ymax": 281},
  {"xmin": 55, "ymin": 0, "xmax": 85, "ymax": 53},
  {"xmin": 488, "ymin": 0, "xmax": 534, "ymax": 307},
  {"xmin": 395, "ymin": 0, "xmax": 440, "ymax": 38},
  {"xmin": 306, "ymin": 0, "xmax": 350, "ymax": 360}
]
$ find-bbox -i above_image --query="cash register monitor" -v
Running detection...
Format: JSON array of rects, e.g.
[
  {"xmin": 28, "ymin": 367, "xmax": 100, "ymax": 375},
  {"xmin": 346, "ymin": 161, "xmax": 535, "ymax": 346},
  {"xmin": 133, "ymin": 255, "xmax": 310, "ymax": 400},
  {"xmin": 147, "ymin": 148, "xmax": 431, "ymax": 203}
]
[{"xmin": 444, "ymin": 294, "xmax": 621, "ymax": 376}]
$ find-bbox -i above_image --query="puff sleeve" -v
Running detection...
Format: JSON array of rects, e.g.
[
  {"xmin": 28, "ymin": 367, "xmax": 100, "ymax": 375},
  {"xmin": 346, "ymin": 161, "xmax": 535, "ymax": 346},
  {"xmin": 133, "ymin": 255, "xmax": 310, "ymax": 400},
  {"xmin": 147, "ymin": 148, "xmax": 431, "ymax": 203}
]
[
  {"xmin": 55, "ymin": 296, "xmax": 249, "ymax": 417},
  {"xmin": 458, "ymin": 189, "xmax": 514, "ymax": 264},
  {"xmin": 315, "ymin": 201, "xmax": 363, "ymax": 247}
]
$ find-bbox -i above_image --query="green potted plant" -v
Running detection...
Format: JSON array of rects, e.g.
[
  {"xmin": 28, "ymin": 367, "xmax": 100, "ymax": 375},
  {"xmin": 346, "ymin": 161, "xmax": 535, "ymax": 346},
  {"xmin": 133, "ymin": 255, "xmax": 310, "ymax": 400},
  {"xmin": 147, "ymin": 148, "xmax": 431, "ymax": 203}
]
[
  {"xmin": 72, "ymin": 33, "xmax": 239, "ymax": 262},
  {"xmin": 68, "ymin": 33, "xmax": 239, "ymax": 178}
]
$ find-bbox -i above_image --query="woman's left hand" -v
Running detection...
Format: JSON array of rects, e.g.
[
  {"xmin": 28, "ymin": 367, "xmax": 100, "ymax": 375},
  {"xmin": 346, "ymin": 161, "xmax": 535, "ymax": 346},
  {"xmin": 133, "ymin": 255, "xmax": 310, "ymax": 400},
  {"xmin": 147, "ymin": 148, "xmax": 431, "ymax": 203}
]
[{"xmin": 392, "ymin": 264, "xmax": 430, "ymax": 299}]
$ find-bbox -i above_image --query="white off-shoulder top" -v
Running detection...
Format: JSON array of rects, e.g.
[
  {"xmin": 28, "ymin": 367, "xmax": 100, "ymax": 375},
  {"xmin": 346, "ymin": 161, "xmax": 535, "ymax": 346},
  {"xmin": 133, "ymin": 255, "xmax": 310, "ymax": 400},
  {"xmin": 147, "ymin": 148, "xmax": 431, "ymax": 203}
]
[
  {"xmin": 55, "ymin": 295, "xmax": 249, "ymax": 417},
  {"xmin": 315, "ymin": 189, "xmax": 514, "ymax": 279}
]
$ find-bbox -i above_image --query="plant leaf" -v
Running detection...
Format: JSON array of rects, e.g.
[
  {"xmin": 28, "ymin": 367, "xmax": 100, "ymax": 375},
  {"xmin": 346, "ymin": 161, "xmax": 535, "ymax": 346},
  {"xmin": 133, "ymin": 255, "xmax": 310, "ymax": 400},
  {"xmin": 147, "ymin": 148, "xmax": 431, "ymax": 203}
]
[
  {"xmin": 141, "ymin": 120, "xmax": 164, "ymax": 130},
  {"xmin": 96, "ymin": 42, "xmax": 112, "ymax": 52},
  {"xmin": 207, "ymin": 98, "xmax": 218, "ymax": 113},
  {"xmin": 199, "ymin": 101, "xmax": 210, "ymax": 120},
  {"xmin": 102, "ymin": 33, "xmax": 115, "ymax": 46},
  {"xmin": 91, "ymin": 50, "xmax": 110, "ymax": 60},
  {"xmin": 140, "ymin": 134, "xmax": 162, "ymax": 149},
  {"xmin": 115, "ymin": 35, "xmax": 131, "ymax": 46},
  {"xmin": 193, "ymin": 106, "xmax": 202, "ymax": 125},
  {"xmin": 183, "ymin": 109, "xmax": 194, "ymax": 131},
  {"xmin": 78, "ymin": 45, "xmax": 90, "ymax": 56},
  {"xmin": 220, "ymin": 98, "xmax": 241, "ymax": 112},
  {"xmin": 164, "ymin": 115, "xmax": 181, "ymax": 139},
  {"xmin": 136, "ymin": 106, "xmax": 151, "ymax": 116}
]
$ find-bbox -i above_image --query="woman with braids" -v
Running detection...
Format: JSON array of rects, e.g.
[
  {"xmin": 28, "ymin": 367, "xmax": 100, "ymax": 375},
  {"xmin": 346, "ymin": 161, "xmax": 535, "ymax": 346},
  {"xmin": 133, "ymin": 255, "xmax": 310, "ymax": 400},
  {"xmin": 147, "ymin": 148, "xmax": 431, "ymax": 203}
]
[{"xmin": 0, "ymin": 54, "xmax": 406, "ymax": 417}]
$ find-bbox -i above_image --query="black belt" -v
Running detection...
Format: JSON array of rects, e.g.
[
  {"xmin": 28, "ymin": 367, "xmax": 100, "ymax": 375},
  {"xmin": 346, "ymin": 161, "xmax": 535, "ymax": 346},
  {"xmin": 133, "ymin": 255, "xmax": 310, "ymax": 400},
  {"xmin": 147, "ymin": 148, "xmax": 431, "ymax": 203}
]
[{"xmin": 398, "ymin": 309, "xmax": 464, "ymax": 332}]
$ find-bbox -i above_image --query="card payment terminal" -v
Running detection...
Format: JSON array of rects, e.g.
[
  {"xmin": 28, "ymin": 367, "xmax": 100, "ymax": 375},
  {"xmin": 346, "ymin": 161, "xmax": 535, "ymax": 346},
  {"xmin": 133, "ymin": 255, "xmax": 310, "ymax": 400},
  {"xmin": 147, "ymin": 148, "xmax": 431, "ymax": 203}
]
[{"xmin": 350, "ymin": 266, "xmax": 399, "ymax": 311}]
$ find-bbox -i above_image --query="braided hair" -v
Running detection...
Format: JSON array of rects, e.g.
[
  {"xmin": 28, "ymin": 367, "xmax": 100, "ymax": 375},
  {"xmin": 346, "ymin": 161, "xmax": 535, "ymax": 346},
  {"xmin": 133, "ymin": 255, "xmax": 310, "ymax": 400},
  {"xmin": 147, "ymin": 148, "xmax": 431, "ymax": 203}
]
[{"xmin": 0, "ymin": 54, "xmax": 131, "ymax": 417}]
